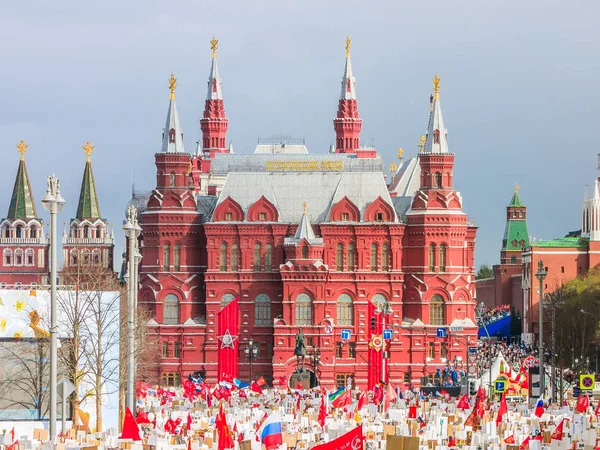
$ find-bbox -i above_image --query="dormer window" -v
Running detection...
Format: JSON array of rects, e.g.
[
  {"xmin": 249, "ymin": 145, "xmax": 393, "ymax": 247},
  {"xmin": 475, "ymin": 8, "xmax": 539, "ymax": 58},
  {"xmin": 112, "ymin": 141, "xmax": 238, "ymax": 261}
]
[
  {"xmin": 342, "ymin": 213, "xmax": 349, "ymax": 221},
  {"xmin": 259, "ymin": 212, "xmax": 267, "ymax": 221},
  {"xmin": 376, "ymin": 213, "xmax": 383, "ymax": 222},
  {"xmin": 433, "ymin": 129, "xmax": 440, "ymax": 144},
  {"xmin": 169, "ymin": 128, "xmax": 176, "ymax": 144},
  {"xmin": 225, "ymin": 212, "xmax": 233, "ymax": 221}
]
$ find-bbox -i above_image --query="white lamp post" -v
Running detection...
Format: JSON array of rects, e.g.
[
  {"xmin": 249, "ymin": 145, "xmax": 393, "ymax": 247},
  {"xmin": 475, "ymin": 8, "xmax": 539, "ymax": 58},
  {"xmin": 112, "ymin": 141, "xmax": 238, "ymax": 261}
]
[
  {"xmin": 123, "ymin": 206, "xmax": 142, "ymax": 414},
  {"xmin": 41, "ymin": 175, "xmax": 66, "ymax": 441},
  {"xmin": 375, "ymin": 300, "xmax": 393, "ymax": 384}
]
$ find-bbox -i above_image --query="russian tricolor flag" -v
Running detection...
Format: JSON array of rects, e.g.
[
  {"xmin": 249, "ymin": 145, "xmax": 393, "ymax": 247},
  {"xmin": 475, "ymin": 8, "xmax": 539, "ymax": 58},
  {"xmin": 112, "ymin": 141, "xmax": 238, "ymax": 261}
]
[
  {"xmin": 258, "ymin": 412, "xmax": 283, "ymax": 450},
  {"xmin": 534, "ymin": 398, "xmax": 545, "ymax": 418}
]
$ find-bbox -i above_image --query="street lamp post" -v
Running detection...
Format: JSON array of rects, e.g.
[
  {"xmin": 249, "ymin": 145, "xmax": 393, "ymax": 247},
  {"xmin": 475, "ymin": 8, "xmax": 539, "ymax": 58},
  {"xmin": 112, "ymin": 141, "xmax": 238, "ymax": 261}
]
[
  {"xmin": 244, "ymin": 338, "xmax": 259, "ymax": 381},
  {"xmin": 476, "ymin": 303, "xmax": 494, "ymax": 398},
  {"xmin": 375, "ymin": 300, "xmax": 393, "ymax": 384},
  {"xmin": 123, "ymin": 206, "xmax": 142, "ymax": 414},
  {"xmin": 535, "ymin": 261, "xmax": 547, "ymax": 398},
  {"xmin": 311, "ymin": 346, "xmax": 321, "ymax": 388},
  {"xmin": 41, "ymin": 175, "xmax": 66, "ymax": 440}
]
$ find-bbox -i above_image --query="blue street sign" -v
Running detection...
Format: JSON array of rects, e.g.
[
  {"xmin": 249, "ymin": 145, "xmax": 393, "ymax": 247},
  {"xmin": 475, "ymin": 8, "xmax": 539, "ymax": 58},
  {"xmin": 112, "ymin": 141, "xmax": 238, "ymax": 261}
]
[
  {"xmin": 436, "ymin": 328, "xmax": 447, "ymax": 338},
  {"xmin": 469, "ymin": 346, "xmax": 478, "ymax": 355},
  {"xmin": 341, "ymin": 329, "xmax": 351, "ymax": 340},
  {"xmin": 383, "ymin": 329, "xmax": 393, "ymax": 340}
]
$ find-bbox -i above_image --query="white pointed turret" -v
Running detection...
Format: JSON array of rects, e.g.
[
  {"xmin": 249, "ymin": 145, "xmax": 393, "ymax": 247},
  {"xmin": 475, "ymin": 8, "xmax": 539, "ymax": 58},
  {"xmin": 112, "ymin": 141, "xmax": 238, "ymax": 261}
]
[
  {"xmin": 295, "ymin": 203, "xmax": 316, "ymax": 241},
  {"xmin": 424, "ymin": 74, "xmax": 449, "ymax": 154},
  {"xmin": 161, "ymin": 74, "xmax": 185, "ymax": 153},
  {"xmin": 590, "ymin": 179, "xmax": 600, "ymax": 241},
  {"xmin": 207, "ymin": 38, "xmax": 223, "ymax": 100},
  {"xmin": 340, "ymin": 36, "xmax": 356, "ymax": 100}
]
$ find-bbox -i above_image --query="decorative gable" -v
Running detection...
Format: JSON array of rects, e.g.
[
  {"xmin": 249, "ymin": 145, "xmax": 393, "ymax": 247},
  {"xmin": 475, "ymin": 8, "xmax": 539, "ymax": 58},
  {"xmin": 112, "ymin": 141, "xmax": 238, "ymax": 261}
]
[
  {"xmin": 212, "ymin": 196, "xmax": 244, "ymax": 222},
  {"xmin": 364, "ymin": 196, "xmax": 395, "ymax": 222},
  {"xmin": 329, "ymin": 196, "xmax": 360, "ymax": 222},
  {"xmin": 247, "ymin": 196, "xmax": 279, "ymax": 222}
]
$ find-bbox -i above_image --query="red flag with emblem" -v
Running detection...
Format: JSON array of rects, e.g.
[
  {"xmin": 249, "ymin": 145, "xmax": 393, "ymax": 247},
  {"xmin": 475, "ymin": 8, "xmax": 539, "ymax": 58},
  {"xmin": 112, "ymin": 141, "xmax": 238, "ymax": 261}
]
[
  {"xmin": 504, "ymin": 435, "xmax": 515, "ymax": 444},
  {"xmin": 457, "ymin": 394, "xmax": 470, "ymax": 410},
  {"xmin": 551, "ymin": 419, "xmax": 564, "ymax": 441},
  {"xmin": 519, "ymin": 436, "xmax": 530, "ymax": 450},
  {"xmin": 217, "ymin": 298, "xmax": 239, "ymax": 382},
  {"xmin": 318, "ymin": 394, "xmax": 327, "ymax": 428},
  {"xmin": 310, "ymin": 425, "xmax": 363, "ymax": 450},
  {"xmin": 577, "ymin": 394, "xmax": 589, "ymax": 413}
]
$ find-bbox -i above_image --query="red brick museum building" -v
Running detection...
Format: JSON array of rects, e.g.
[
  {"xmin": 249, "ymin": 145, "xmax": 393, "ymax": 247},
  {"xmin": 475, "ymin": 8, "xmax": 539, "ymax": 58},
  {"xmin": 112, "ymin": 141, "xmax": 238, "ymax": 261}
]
[{"xmin": 132, "ymin": 40, "xmax": 479, "ymax": 390}]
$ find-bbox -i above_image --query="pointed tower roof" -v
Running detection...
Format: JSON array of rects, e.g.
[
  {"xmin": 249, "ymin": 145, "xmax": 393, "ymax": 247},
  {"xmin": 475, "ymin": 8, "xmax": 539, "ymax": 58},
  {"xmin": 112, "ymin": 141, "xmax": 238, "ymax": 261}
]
[
  {"xmin": 207, "ymin": 37, "xmax": 223, "ymax": 100},
  {"xmin": 424, "ymin": 74, "xmax": 450, "ymax": 154},
  {"xmin": 509, "ymin": 183, "xmax": 524, "ymax": 207},
  {"xmin": 294, "ymin": 202, "xmax": 316, "ymax": 241},
  {"xmin": 161, "ymin": 74, "xmax": 185, "ymax": 153},
  {"xmin": 7, "ymin": 140, "xmax": 38, "ymax": 220},
  {"xmin": 340, "ymin": 36, "xmax": 357, "ymax": 100},
  {"xmin": 75, "ymin": 142, "xmax": 102, "ymax": 221}
]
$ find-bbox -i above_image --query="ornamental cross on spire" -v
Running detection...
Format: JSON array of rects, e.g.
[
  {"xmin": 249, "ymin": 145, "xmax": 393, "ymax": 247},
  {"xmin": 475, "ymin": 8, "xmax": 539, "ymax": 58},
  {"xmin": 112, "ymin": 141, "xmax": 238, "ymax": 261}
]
[
  {"xmin": 433, "ymin": 73, "xmax": 440, "ymax": 100},
  {"xmin": 345, "ymin": 36, "xmax": 351, "ymax": 58},
  {"xmin": 210, "ymin": 37, "xmax": 218, "ymax": 59},
  {"xmin": 82, "ymin": 141, "xmax": 95, "ymax": 162},
  {"xmin": 515, "ymin": 182, "xmax": 520, "ymax": 194},
  {"xmin": 16, "ymin": 140, "xmax": 28, "ymax": 160},
  {"xmin": 418, "ymin": 135, "xmax": 426, "ymax": 153},
  {"xmin": 303, "ymin": 201, "xmax": 307, "ymax": 215},
  {"xmin": 169, "ymin": 73, "xmax": 177, "ymax": 101},
  {"xmin": 397, "ymin": 147, "xmax": 404, "ymax": 159}
]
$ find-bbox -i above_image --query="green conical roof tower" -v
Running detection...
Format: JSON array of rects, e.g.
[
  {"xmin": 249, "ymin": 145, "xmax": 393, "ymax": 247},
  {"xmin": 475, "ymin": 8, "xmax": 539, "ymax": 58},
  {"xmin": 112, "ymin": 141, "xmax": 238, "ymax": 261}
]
[
  {"xmin": 501, "ymin": 183, "xmax": 529, "ymax": 264},
  {"xmin": 75, "ymin": 142, "xmax": 102, "ymax": 220},
  {"xmin": 508, "ymin": 189, "xmax": 524, "ymax": 207},
  {"xmin": 7, "ymin": 140, "xmax": 38, "ymax": 220}
]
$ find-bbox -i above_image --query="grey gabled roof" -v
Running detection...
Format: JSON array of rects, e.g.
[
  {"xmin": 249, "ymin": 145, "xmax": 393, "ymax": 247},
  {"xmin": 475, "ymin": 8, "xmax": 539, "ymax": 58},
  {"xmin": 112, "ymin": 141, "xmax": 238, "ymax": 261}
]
[
  {"xmin": 212, "ymin": 171, "xmax": 398, "ymax": 224},
  {"xmin": 388, "ymin": 156, "xmax": 421, "ymax": 197}
]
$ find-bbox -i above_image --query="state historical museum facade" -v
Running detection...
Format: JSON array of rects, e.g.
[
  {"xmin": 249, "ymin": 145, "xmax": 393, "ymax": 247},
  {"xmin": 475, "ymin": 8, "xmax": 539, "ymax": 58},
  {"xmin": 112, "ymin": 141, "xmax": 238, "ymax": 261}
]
[{"xmin": 133, "ymin": 40, "xmax": 478, "ymax": 390}]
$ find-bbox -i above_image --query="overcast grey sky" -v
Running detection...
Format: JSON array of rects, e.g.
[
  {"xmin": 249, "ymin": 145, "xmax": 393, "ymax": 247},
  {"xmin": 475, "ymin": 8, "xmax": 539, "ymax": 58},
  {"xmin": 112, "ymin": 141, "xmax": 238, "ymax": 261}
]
[{"xmin": 1, "ymin": 0, "xmax": 598, "ymax": 268}]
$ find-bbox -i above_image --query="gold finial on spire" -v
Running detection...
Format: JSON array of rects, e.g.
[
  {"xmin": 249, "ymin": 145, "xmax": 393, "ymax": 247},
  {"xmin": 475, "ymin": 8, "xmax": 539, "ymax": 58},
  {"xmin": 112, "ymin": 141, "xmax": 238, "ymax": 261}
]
[
  {"xmin": 82, "ymin": 141, "xmax": 95, "ymax": 162},
  {"xmin": 515, "ymin": 182, "xmax": 520, "ymax": 194},
  {"xmin": 390, "ymin": 161, "xmax": 397, "ymax": 172},
  {"xmin": 210, "ymin": 37, "xmax": 219, "ymax": 59},
  {"xmin": 303, "ymin": 201, "xmax": 307, "ymax": 215},
  {"xmin": 433, "ymin": 73, "xmax": 440, "ymax": 100},
  {"xmin": 16, "ymin": 140, "xmax": 28, "ymax": 161},
  {"xmin": 418, "ymin": 135, "xmax": 426, "ymax": 153},
  {"xmin": 397, "ymin": 148, "xmax": 404, "ymax": 159},
  {"xmin": 169, "ymin": 73, "xmax": 177, "ymax": 101},
  {"xmin": 345, "ymin": 36, "xmax": 351, "ymax": 58}
]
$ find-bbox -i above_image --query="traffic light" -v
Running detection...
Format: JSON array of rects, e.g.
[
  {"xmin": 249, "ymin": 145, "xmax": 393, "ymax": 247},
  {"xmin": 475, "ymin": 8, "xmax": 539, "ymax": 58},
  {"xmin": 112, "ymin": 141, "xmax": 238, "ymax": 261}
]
[
  {"xmin": 469, "ymin": 381, "xmax": 476, "ymax": 396},
  {"xmin": 370, "ymin": 317, "xmax": 376, "ymax": 331}
]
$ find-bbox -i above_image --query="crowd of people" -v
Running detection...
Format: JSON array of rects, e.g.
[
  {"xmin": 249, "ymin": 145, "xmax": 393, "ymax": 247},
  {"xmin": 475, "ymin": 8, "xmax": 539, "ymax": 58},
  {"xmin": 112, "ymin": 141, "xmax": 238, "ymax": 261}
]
[
  {"xmin": 475, "ymin": 340, "xmax": 537, "ymax": 373},
  {"xmin": 477, "ymin": 304, "xmax": 511, "ymax": 327}
]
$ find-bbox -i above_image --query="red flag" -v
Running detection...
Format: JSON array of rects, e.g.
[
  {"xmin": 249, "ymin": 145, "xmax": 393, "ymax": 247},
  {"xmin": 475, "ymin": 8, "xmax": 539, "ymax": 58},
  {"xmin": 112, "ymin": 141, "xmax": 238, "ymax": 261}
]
[
  {"xmin": 256, "ymin": 376, "xmax": 267, "ymax": 387},
  {"xmin": 318, "ymin": 394, "xmax": 327, "ymax": 428},
  {"xmin": 384, "ymin": 383, "xmax": 398, "ymax": 411},
  {"xmin": 238, "ymin": 389, "xmax": 247, "ymax": 399},
  {"xmin": 311, "ymin": 425, "xmax": 363, "ymax": 450},
  {"xmin": 357, "ymin": 392, "xmax": 367, "ymax": 410},
  {"xmin": 373, "ymin": 386, "xmax": 383, "ymax": 405},
  {"xmin": 440, "ymin": 389, "xmax": 449, "ymax": 397},
  {"xmin": 6, "ymin": 441, "xmax": 18, "ymax": 450},
  {"xmin": 577, "ymin": 394, "xmax": 589, "ymax": 413},
  {"xmin": 217, "ymin": 405, "xmax": 234, "ymax": 450},
  {"xmin": 187, "ymin": 411, "xmax": 192, "ymax": 431},
  {"xmin": 408, "ymin": 405, "xmax": 417, "ymax": 419},
  {"xmin": 504, "ymin": 435, "xmax": 515, "ymax": 444},
  {"xmin": 10, "ymin": 428, "xmax": 15, "ymax": 443},
  {"xmin": 121, "ymin": 407, "xmax": 142, "ymax": 441},
  {"xmin": 457, "ymin": 394, "xmax": 470, "ymax": 410},
  {"xmin": 519, "ymin": 436, "xmax": 530, "ymax": 450},
  {"xmin": 551, "ymin": 419, "xmax": 564, "ymax": 441},
  {"xmin": 295, "ymin": 382, "xmax": 303, "ymax": 390},
  {"xmin": 331, "ymin": 390, "xmax": 352, "ymax": 409},
  {"xmin": 496, "ymin": 393, "xmax": 508, "ymax": 426},
  {"xmin": 251, "ymin": 382, "xmax": 263, "ymax": 395},
  {"xmin": 217, "ymin": 298, "xmax": 239, "ymax": 382},
  {"xmin": 448, "ymin": 437, "xmax": 457, "ymax": 447},
  {"xmin": 477, "ymin": 387, "xmax": 486, "ymax": 402},
  {"xmin": 136, "ymin": 411, "xmax": 151, "ymax": 424}
]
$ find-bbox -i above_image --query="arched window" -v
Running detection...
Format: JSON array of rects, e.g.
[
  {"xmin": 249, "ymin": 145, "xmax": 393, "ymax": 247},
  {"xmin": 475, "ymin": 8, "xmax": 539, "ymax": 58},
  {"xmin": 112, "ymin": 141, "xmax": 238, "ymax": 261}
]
[
  {"xmin": 82, "ymin": 249, "xmax": 90, "ymax": 265},
  {"xmin": 173, "ymin": 245, "xmax": 181, "ymax": 271},
  {"xmin": 255, "ymin": 294, "xmax": 271, "ymax": 326},
  {"xmin": 337, "ymin": 294, "xmax": 354, "ymax": 326},
  {"xmin": 16, "ymin": 226, "xmax": 23, "ymax": 238},
  {"xmin": 265, "ymin": 244, "xmax": 273, "ymax": 271},
  {"xmin": 92, "ymin": 249, "xmax": 101, "ymax": 265},
  {"xmin": 169, "ymin": 128, "xmax": 176, "ymax": 143},
  {"xmin": 347, "ymin": 242, "xmax": 355, "ymax": 271},
  {"xmin": 3, "ymin": 249, "xmax": 12, "ymax": 266},
  {"xmin": 433, "ymin": 172, "xmax": 442, "ymax": 188},
  {"xmin": 30, "ymin": 227, "xmax": 37, "ymax": 239},
  {"xmin": 439, "ymin": 244, "xmax": 446, "ymax": 272},
  {"xmin": 440, "ymin": 343, "xmax": 448, "ymax": 359},
  {"xmin": 70, "ymin": 249, "xmax": 78, "ymax": 266},
  {"xmin": 370, "ymin": 243, "xmax": 378, "ymax": 271},
  {"xmin": 429, "ymin": 294, "xmax": 445, "ymax": 325},
  {"xmin": 253, "ymin": 243, "xmax": 261, "ymax": 271},
  {"xmin": 219, "ymin": 242, "xmax": 227, "ymax": 272},
  {"xmin": 428, "ymin": 244, "xmax": 436, "ymax": 271},
  {"xmin": 95, "ymin": 227, "xmax": 102, "ymax": 239},
  {"xmin": 169, "ymin": 173, "xmax": 175, "ymax": 186},
  {"xmin": 164, "ymin": 294, "xmax": 179, "ymax": 325},
  {"xmin": 25, "ymin": 249, "xmax": 34, "ymax": 266},
  {"xmin": 371, "ymin": 294, "xmax": 387, "ymax": 312},
  {"xmin": 301, "ymin": 246, "xmax": 308, "ymax": 259},
  {"xmin": 231, "ymin": 243, "xmax": 239, "ymax": 271},
  {"xmin": 336, "ymin": 243, "xmax": 343, "ymax": 271},
  {"xmin": 295, "ymin": 293, "xmax": 313, "ymax": 325},
  {"xmin": 381, "ymin": 243, "xmax": 390, "ymax": 271},
  {"xmin": 221, "ymin": 293, "xmax": 236, "ymax": 308},
  {"xmin": 163, "ymin": 244, "xmax": 170, "ymax": 271}
]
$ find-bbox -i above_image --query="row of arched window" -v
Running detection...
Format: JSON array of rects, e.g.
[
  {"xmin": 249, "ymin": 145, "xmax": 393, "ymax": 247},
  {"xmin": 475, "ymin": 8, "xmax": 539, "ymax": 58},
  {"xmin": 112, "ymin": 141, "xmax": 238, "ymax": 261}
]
[
  {"xmin": 219, "ymin": 242, "xmax": 273, "ymax": 272},
  {"xmin": 69, "ymin": 225, "xmax": 104, "ymax": 239},
  {"xmin": 163, "ymin": 244, "xmax": 181, "ymax": 272},
  {"xmin": 161, "ymin": 291, "xmax": 446, "ymax": 326},
  {"xmin": 1, "ymin": 224, "xmax": 40, "ymax": 239},
  {"xmin": 3, "ymin": 248, "xmax": 35, "ymax": 267},
  {"xmin": 335, "ymin": 242, "xmax": 390, "ymax": 271},
  {"xmin": 428, "ymin": 244, "xmax": 447, "ymax": 272},
  {"xmin": 70, "ymin": 248, "xmax": 102, "ymax": 266}
]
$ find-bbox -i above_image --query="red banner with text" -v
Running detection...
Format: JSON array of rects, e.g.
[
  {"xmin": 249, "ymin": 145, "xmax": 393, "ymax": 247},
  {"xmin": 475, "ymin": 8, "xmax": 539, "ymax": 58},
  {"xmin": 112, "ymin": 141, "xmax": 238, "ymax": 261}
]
[{"xmin": 217, "ymin": 297, "xmax": 239, "ymax": 382}]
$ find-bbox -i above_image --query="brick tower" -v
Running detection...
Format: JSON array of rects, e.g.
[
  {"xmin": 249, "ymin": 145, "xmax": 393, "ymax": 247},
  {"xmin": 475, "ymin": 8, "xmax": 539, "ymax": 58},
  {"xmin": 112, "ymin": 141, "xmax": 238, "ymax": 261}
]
[
  {"xmin": 62, "ymin": 142, "xmax": 114, "ymax": 270},
  {"xmin": 333, "ymin": 37, "xmax": 362, "ymax": 153},
  {"xmin": 0, "ymin": 141, "xmax": 49, "ymax": 287}
]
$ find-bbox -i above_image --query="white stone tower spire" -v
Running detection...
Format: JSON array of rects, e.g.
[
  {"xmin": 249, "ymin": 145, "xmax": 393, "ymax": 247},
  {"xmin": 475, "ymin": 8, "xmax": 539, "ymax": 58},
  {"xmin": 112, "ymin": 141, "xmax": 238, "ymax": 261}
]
[
  {"xmin": 161, "ymin": 74, "xmax": 185, "ymax": 153},
  {"xmin": 340, "ymin": 36, "xmax": 356, "ymax": 100},
  {"xmin": 206, "ymin": 38, "xmax": 223, "ymax": 100},
  {"xmin": 424, "ymin": 74, "xmax": 449, "ymax": 154}
]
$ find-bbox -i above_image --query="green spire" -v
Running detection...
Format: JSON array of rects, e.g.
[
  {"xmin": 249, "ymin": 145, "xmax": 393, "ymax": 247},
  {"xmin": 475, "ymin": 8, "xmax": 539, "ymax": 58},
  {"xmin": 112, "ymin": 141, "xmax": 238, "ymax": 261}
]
[
  {"xmin": 509, "ymin": 183, "xmax": 524, "ymax": 207},
  {"xmin": 8, "ymin": 141, "xmax": 38, "ymax": 220},
  {"xmin": 76, "ymin": 142, "xmax": 101, "ymax": 220},
  {"xmin": 502, "ymin": 185, "xmax": 529, "ymax": 252}
]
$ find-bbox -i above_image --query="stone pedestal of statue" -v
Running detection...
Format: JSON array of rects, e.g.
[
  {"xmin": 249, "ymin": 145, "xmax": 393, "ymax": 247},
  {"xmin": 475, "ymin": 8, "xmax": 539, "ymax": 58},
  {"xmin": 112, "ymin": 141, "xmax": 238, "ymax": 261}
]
[{"xmin": 289, "ymin": 371, "xmax": 310, "ymax": 390}]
